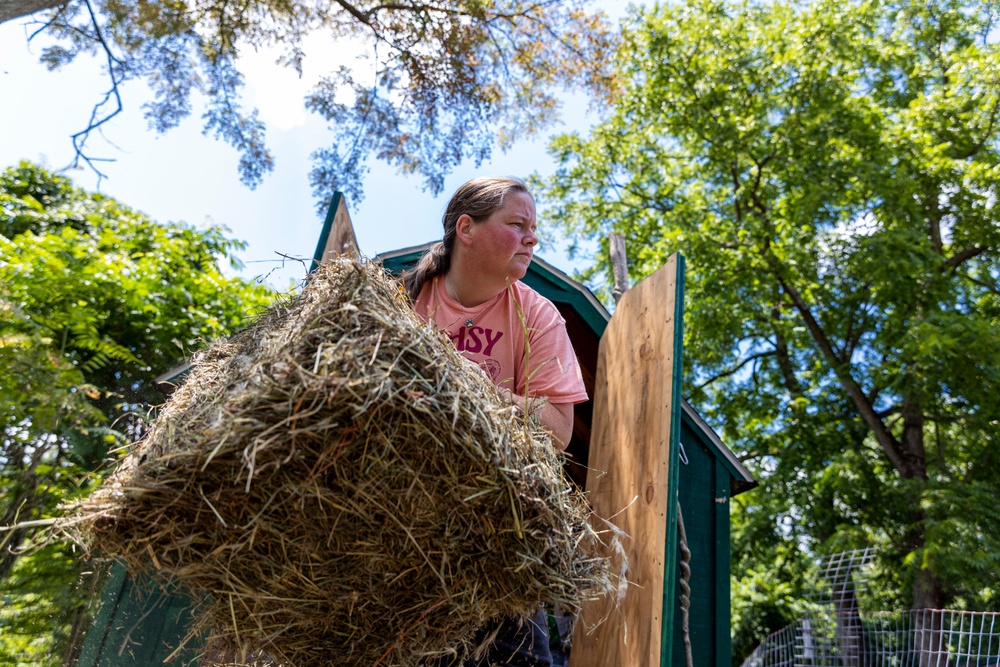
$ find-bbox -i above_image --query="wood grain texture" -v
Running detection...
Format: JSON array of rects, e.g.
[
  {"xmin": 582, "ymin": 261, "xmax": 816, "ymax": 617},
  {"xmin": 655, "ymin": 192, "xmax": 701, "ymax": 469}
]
[
  {"xmin": 319, "ymin": 195, "xmax": 359, "ymax": 261},
  {"xmin": 570, "ymin": 255, "xmax": 683, "ymax": 667}
]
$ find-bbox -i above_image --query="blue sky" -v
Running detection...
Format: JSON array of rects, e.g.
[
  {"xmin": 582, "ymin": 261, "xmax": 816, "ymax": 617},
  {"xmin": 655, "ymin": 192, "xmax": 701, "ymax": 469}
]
[{"xmin": 0, "ymin": 6, "xmax": 625, "ymax": 291}]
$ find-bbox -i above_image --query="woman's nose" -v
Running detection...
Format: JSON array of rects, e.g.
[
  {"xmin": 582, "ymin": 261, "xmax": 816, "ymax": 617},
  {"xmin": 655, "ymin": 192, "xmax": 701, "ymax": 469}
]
[{"xmin": 524, "ymin": 229, "xmax": 538, "ymax": 246}]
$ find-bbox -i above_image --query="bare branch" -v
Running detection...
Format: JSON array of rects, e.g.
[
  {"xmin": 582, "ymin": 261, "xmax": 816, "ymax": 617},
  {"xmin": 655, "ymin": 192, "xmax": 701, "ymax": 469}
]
[
  {"xmin": 25, "ymin": 1, "xmax": 68, "ymax": 40},
  {"xmin": 366, "ymin": 1, "xmax": 554, "ymax": 23},
  {"xmin": 65, "ymin": 0, "xmax": 125, "ymax": 184},
  {"xmin": 331, "ymin": 0, "xmax": 375, "ymax": 27}
]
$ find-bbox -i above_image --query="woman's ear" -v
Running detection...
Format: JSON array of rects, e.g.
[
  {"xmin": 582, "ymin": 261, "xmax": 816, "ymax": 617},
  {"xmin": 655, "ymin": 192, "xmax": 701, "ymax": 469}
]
[{"xmin": 455, "ymin": 214, "xmax": 475, "ymax": 247}]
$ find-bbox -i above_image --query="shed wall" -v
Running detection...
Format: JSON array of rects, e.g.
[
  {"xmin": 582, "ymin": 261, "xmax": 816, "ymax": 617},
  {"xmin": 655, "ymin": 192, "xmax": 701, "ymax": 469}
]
[{"xmin": 672, "ymin": 415, "xmax": 734, "ymax": 667}]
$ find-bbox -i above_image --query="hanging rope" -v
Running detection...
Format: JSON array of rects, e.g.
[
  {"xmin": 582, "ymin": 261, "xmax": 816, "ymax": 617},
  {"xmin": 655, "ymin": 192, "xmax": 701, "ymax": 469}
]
[{"xmin": 678, "ymin": 503, "xmax": 693, "ymax": 667}]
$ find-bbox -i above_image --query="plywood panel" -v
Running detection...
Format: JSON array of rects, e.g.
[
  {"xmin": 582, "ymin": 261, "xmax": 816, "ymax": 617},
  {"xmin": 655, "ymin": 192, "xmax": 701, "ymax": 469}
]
[
  {"xmin": 316, "ymin": 193, "xmax": 359, "ymax": 266},
  {"xmin": 570, "ymin": 254, "xmax": 684, "ymax": 667}
]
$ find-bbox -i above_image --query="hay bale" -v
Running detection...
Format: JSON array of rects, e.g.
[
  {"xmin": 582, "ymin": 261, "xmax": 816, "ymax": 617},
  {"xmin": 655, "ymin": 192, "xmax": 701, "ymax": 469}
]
[{"xmin": 67, "ymin": 258, "xmax": 617, "ymax": 667}]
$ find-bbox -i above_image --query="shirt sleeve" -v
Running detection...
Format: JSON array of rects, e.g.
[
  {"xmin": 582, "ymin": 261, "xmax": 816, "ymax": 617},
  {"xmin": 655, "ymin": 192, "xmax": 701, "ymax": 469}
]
[{"xmin": 516, "ymin": 301, "xmax": 589, "ymax": 404}]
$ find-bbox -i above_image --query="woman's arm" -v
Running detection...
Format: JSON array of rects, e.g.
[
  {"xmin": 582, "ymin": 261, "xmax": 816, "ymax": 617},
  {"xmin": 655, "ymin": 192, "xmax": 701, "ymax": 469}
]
[
  {"xmin": 507, "ymin": 393, "xmax": 574, "ymax": 451},
  {"xmin": 539, "ymin": 400, "xmax": 574, "ymax": 451}
]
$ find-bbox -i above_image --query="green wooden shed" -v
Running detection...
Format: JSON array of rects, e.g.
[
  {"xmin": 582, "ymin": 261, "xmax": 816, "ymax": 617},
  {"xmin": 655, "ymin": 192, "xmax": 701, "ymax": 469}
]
[{"xmin": 75, "ymin": 193, "xmax": 755, "ymax": 666}]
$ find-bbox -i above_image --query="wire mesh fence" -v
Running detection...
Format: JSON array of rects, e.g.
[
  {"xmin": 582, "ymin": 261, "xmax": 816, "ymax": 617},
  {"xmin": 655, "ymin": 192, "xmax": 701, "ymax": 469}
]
[
  {"xmin": 740, "ymin": 609, "xmax": 1000, "ymax": 667},
  {"xmin": 810, "ymin": 548, "xmax": 874, "ymax": 607}
]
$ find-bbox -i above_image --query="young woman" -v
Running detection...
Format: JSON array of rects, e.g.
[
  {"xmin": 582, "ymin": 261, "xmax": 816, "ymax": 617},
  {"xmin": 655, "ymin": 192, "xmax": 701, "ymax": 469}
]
[
  {"xmin": 406, "ymin": 177, "xmax": 588, "ymax": 666},
  {"xmin": 407, "ymin": 176, "xmax": 586, "ymax": 450}
]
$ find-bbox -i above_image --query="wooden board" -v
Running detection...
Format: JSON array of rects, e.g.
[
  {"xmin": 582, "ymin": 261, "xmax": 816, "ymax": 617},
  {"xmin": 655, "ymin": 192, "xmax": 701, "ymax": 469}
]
[
  {"xmin": 570, "ymin": 254, "xmax": 685, "ymax": 667},
  {"xmin": 312, "ymin": 191, "xmax": 359, "ymax": 269}
]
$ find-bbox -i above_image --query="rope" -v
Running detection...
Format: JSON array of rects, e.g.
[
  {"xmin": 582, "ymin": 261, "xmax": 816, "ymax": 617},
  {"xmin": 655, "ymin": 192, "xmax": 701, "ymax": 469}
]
[{"xmin": 678, "ymin": 503, "xmax": 693, "ymax": 667}]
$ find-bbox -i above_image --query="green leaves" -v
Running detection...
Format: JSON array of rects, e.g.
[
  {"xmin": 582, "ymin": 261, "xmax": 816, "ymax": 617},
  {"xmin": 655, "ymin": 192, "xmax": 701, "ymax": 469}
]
[
  {"xmin": 0, "ymin": 161, "xmax": 276, "ymax": 663},
  {"xmin": 538, "ymin": 0, "xmax": 1000, "ymax": 656},
  {"xmin": 16, "ymin": 0, "xmax": 616, "ymax": 204}
]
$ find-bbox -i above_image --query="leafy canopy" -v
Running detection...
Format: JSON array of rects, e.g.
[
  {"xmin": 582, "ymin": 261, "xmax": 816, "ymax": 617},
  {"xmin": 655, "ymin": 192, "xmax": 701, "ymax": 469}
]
[
  {"xmin": 537, "ymin": 0, "xmax": 1000, "ymax": 654},
  {"xmin": 0, "ymin": 161, "xmax": 275, "ymax": 665},
  {"xmin": 10, "ymin": 0, "xmax": 614, "ymax": 208}
]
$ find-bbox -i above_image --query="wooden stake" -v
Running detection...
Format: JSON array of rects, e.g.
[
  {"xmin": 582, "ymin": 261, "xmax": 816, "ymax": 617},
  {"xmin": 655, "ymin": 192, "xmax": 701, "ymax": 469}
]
[{"xmin": 609, "ymin": 233, "xmax": 629, "ymax": 304}]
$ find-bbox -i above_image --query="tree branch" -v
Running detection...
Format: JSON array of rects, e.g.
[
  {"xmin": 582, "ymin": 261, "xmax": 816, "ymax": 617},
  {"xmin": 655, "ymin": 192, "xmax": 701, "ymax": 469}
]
[
  {"xmin": 609, "ymin": 233, "xmax": 629, "ymax": 304},
  {"xmin": 962, "ymin": 272, "xmax": 1000, "ymax": 296},
  {"xmin": 928, "ymin": 191, "xmax": 943, "ymax": 255},
  {"xmin": 25, "ymin": 0, "xmax": 68, "ymax": 40},
  {"xmin": 66, "ymin": 0, "xmax": 125, "ymax": 184},
  {"xmin": 731, "ymin": 163, "xmax": 743, "ymax": 223},
  {"xmin": 367, "ymin": 1, "xmax": 524, "ymax": 21},
  {"xmin": 331, "ymin": 0, "xmax": 374, "ymax": 26},
  {"xmin": 961, "ymin": 84, "xmax": 1000, "ymax": 159},
  {"xmin": 944, "ymin": 245, "xmax": 989, "ymax": 269},
  {"xmin": 766, "ymin": 254, "xmax": 910, "ymax": 475},
  {"xmin": 771, "ymin": 308, "xmax": 804, "ymax": 397},
  {"xmin": 693, "ymin": 350, "xmax": 776, "ymax": 392}
]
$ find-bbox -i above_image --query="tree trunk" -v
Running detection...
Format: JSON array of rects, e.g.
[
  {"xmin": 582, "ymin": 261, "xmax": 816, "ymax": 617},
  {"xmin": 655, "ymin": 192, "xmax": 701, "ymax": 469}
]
[
  {"xmin": 0, "ymin": 0, "xmax": 66, "ymax": 24},
  {"xmin": 899, "ymin": 517, "xmax": 947, "ymax": 667},
  {"xmin": 897, "ymin": 394, "xmax": 947, "ymax": 667},
  {"xmin": 900, "ymin": 393, "xmax": 929, "ymax": 481},
  {"xmin": 832, "ymin": 579, "xmax": 870, "ymax": 667},
  {"xmin": 914, "ymin": 603, "xmax": 946, "ymax": 667}
]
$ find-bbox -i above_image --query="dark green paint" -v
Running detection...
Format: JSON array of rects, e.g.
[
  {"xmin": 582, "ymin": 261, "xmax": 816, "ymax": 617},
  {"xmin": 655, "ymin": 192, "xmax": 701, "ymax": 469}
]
[
  {"xmin": 661, "ymin": 255, "xmax": 686, "ymax": 667},
  {"xmin": 670, "ymin": 410, "xmax": 753, "ymax": 667},
  {"xmin": 715, "ymin": 465, "xmax": 734, "ymax": 667},
  {"xmin": 76, "ymin": 563, "xmax": 201, "ymax": 667},
  {"xmin": 310, "ymin": 191, "xmax": 344, "ymax": 273}
]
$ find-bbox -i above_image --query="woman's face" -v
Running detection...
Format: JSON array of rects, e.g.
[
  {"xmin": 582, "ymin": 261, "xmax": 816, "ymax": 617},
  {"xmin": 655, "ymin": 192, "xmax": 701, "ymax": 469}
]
[{"xmin": 466, "ymin": 191, "xmax": 538, "ymax": 283}]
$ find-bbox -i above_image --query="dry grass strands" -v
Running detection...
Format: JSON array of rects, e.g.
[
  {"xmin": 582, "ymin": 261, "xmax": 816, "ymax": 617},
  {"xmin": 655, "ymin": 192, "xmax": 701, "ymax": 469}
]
[{"xmin": 65, "ymin": 258, "xmax": 619, "ymax": 667}]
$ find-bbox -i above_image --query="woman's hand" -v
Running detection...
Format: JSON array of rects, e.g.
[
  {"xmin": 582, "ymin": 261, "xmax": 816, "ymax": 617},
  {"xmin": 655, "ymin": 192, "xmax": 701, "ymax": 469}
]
[{"xmin": 502, "ymin": 390, "xmax": 574, "ymax": 451}]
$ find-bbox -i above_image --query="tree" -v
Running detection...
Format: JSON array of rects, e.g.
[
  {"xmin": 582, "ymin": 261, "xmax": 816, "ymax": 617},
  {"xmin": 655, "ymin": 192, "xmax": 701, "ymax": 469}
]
[
  {"xmin": 0, "ymin": 161, "xmax": 275, "ymax": 664},
  {"xmin": 2, "ymin": 0, "xmax": 614, "ymax": 208},
  {"xmin": 537, "ymin": 0, "xmax": 1000, "ymax": 657}
]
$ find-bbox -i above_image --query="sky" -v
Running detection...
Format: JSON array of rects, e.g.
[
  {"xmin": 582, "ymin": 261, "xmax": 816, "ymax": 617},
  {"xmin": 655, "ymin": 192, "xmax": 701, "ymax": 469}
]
[{"xmin": 0, "ymin": 6, "xmax": 625, "ymax": 291}]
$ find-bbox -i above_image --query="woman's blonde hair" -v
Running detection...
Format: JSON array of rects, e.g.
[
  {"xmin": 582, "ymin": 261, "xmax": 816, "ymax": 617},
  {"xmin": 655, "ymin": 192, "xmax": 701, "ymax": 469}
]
[{"xmin": 404, "ymin": 177, "xmax": 532, "ymax": 301}]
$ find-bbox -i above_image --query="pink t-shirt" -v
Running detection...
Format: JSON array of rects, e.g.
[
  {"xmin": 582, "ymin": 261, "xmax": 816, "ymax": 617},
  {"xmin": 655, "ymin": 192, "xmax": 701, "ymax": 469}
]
[{"xmin": 414, "ymin": 276, "xmax": 588, "ymax": 404}]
